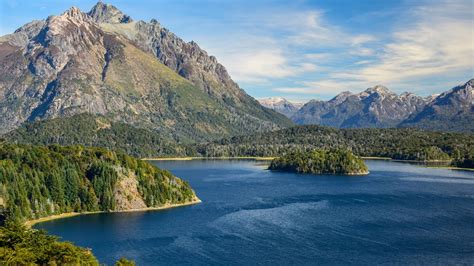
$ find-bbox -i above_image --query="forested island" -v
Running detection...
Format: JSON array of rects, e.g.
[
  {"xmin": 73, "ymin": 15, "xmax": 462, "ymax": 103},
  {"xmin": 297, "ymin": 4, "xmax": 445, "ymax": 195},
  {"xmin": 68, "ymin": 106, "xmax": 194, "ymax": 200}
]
[{"xmin": 269, "ymin": 149, "xmax": 369, "ymax": 175}]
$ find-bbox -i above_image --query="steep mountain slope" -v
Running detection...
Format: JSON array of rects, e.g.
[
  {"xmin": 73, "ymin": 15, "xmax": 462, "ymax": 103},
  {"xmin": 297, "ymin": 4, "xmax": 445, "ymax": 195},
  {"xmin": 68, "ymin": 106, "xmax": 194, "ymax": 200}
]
[
  {"xmin": 292, "ymin": 86, "xmax": 427, "ymax": 128},
  {"xmin": 400, "ymin": 79, "xmax": 474, "ymax": 132},
  {"xmin": 87, "ymin": 2, "xmax": 289, "ymax": 128},
  {"xmin": 259, "ymin": 97, "xmax": 304, "ymax": 117},
  {"xmin": 0, "ymin": 3, "xmax": 291, "ymax": 140}
]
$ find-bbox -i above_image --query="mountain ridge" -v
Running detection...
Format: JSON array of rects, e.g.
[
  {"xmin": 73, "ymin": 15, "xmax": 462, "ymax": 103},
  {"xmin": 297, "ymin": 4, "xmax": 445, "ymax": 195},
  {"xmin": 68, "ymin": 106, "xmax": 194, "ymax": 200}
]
[
  {"xmin": 258, "ymin": 97, "xmax": 305, "ymax": 117},
  {"xmin": 0, "ymin": 2, "xmax": 291, "ymax": 139},
  {"xmin": 290, "ymin": 80, "xmax": 473, "ymax": 131}
]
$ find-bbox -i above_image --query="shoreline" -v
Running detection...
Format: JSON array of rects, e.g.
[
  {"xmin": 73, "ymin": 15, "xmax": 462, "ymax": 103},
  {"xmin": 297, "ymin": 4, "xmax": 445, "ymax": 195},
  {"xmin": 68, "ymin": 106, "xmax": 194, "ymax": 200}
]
[
  {"xmin": 25, "ymin": 198, "xmax": 201, "ymax": 227},
  {"xmin": 144, "ymin": 156, "xmax": 452, "ymax": 164},
  {"xmin": 360, "ymin": 156, "xmax": 391, "ymax": 160},
  {"xmin": 144, "ymin": 156, "xmax": 473, "ymax": 171},
  {"xmin": 425, "ymin": 165, "xmax": 474, "ymax": 172},
  {"xmin": 143, "ymin": 156, "xmax": 276, "ymax": 161}
]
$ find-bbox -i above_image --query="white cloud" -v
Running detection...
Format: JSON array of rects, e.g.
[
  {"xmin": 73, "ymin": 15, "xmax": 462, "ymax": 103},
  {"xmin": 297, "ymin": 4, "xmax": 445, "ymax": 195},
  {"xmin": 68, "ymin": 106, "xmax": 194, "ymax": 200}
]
[
  {"xmin": 214, "ymin": 44, "xmax": 321, "ymax": 83},
  {"xmin": 328, "ymin": 0, "xmax": 473, "ymax": 89},
  {"xmin": 195, "ymin": 0, "xmax": 472, "ymax": 97},
  {"xmin": 287, "ymin": 0, "xmax": 474, "ymax": 96},
  {"xmin": 201, "ymin": 9, "xmax": 377, "ymax": 84}
]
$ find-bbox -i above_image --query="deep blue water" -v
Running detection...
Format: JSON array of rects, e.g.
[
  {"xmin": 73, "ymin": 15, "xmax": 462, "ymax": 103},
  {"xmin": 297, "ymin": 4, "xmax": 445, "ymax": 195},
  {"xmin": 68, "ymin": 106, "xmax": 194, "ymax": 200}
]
[{"xmin": 36, "ymin": 160, "xmax": 474, "ymax": 265}]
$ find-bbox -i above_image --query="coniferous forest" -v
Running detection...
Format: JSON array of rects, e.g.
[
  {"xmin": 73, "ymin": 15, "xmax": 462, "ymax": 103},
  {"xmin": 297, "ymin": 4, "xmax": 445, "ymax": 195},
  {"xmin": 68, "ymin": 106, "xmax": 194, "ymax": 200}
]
[
  {"xmin": 269, "ymin": 149, "xmax": 369, "ymax": 175},
  {"xmin": 7, "ymin": 119, "xmax": 473, "ymax": 168},
  {"xmin": 0, "ymin": 144, "xmax": 197, "ymax": 222},
  {"xmin": 193, "ymin": 125, "xmax": 473, "ymax": 167}
]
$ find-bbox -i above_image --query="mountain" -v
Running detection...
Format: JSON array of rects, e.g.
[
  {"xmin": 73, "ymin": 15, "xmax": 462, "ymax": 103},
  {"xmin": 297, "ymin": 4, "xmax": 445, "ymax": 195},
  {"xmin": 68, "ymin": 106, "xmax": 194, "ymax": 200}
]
[
  {"xmin": 258, "ymin": 97, "xmax": 305, "ymax": 117},
  {"xmin": 0, "ymin": 3, "xmax": 291, "ymax": 142},
  {"xmin": 292, "ymin": 85, "xmax": 427, "ymax": 128},
  {"xmin": 400, "ymin": 79, "xmax": 474, "ymax": 132}
]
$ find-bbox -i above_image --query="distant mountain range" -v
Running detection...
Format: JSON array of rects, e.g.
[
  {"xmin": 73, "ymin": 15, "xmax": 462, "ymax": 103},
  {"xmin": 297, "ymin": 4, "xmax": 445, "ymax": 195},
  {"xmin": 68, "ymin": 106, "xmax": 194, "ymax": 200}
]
[
  {"xmin": 0, "ymin": 2, "xmax": 291, "ymax": 142},
  {"xmin": 263, "ymin": 79, "xmax": 473, "ymax": 132},
  {"xmin": 258, "ymin": 97, "xmax": 304, "ymax": 117}
]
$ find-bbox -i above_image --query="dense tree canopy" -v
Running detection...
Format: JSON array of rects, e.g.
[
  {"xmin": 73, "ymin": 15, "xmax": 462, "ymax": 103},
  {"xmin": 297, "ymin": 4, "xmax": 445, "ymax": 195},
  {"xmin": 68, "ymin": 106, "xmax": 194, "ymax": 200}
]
[
  {"xmin": 0, "ymin": 220, "xmax": 137, "ymax": 265},
  {"xmin": 4, "ymin": 121, "xmax": 473, "ymax": 168},
  {"xmin": 193, "ymin": 126, "xmax": 473, "ymax": 165},
  {"xmin": 0, "ymin": 144, "xmax": 196, "ymax": 222},
  {"xmin": 269, "ymin": 149, "xmax": 368, "ymax": 175},
  {"xmin": 0, "ymin": 220, "xmax": 99, "ymax": 265}
]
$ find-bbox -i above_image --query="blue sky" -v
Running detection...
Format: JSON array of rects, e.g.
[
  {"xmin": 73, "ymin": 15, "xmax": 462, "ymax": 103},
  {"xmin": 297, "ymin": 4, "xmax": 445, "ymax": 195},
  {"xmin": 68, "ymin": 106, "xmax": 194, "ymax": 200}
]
[{"xmin": 1, "ymin": 0, "xmax": 473, "ymax": 101}]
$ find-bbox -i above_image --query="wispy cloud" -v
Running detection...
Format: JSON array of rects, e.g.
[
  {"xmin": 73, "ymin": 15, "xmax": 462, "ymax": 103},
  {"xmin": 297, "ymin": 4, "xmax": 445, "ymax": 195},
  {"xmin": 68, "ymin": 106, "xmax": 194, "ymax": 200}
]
[
  {"xmin": 276, "ymin": 0, "xmax": 473, "ymax": 98},
  {"xmin": 199, "ymin": 7, "xmax": 377, "ymax": 85}
]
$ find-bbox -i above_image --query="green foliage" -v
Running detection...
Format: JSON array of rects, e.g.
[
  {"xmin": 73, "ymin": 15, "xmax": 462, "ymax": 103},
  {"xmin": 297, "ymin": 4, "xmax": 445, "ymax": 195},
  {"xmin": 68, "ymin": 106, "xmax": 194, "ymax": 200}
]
[
  {"xmin": 0, "ymin": 220, "xmax": 99, "ymax": 265},
  {"xmin": 194, "ymin": 125, "xmax": 473, "ymax": 164},
  {"xmin": 5, "ymin": 113, "xmax": 191, "ymax": 158},
  {"xmin": 452, "ymin": 148, "xmax": 474, "ymax": 168},
  {"xmin": 0, "ymin": 144, "xmax": 196, "ymax": 222},
  {"xmin": 115, "ymin": 257, "xmax": 136, "ymax": 266},
  {"xmin": 269, "ymin": 149, "xmax": 368, "ymax": 175},
  {"xmin": 6, "ymin": 118, "xmax": 473, "ymax": 169}
]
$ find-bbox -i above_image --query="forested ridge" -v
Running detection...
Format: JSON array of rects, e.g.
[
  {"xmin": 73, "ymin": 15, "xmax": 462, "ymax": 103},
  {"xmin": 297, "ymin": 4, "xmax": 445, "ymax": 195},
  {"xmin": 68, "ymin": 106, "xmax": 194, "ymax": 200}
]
[
  {"xmin": 4, "ymin": 119, "xmax": 473, "ymax": 168},
  {"xmin": 193, "ymin": 125, "xmax": 473, "ymax": 166},
  {"xmin": 0, "ymin": 143, "xmax": 197, "ymax": 222},
  {"xmin": 269, "ymin": 149, "xmax": 368, "ymax": 175},
  {"xmin": 4, "ymin": 114, "xmax": 191, "ymax": 157}
]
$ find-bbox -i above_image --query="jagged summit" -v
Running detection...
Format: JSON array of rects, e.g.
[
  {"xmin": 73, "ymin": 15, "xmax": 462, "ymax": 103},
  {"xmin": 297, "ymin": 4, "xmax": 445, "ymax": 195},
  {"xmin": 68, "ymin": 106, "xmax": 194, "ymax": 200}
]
[
  {"xmin": 292, "ymin": 84, "xmax": 428, "ymax": 128},
  {"xmin": 87, "ymin": 1, "xmax": 133, "ymax": 24},
  {"xmin": 292, "ymin": 79, "xmax": 473, "ymax": 131},
  {"xmin": 364, "ymin": 85, "xmax": 392, "ymax": 95},
  {"xmin": 0, "ymin": 2, "xmax": 291, "ymax": 137},
  {"xmin": 259, "ymin": 97, "xmax": 305, "ymax": 117},
  {"xmin": 330, "ymin": 91, "xmax": 352, "ymax": 104},
  {"xmin": 400, "ymin": 78, "xmax": 473, "ymax": 131}
]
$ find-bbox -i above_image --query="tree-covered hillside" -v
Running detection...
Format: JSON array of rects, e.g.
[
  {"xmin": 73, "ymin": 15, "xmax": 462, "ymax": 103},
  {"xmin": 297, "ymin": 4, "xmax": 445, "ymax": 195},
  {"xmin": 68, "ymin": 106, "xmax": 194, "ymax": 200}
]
[
  {"xmin": 0, "ymin": 144, "xmax": 197, "ymax": 222},
  {"xmin": 194, "ymin": 125, "xmax": 473, "ymax": 162},
  {"xmin": 4, "ymin": 114, "xmax": 192, "ymax": 158},
  {"xmin": 5, "ymin": 120, "xmax": 473, "ymax": 168},
  {"xmin": 269, "ymin": 149, "xmax": 368, "ymax": 175}
]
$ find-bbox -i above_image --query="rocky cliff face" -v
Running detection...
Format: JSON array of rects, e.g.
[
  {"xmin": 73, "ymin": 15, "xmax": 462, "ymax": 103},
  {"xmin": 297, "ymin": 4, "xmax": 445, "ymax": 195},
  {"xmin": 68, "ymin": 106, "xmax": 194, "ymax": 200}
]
[
  {"xmin": 292, "ymin": 85, "xmax": 428, "ymax": 128},
  {"xmin": 259, "ymin": 97, "xmax": 304, "ymax": 117},
  {"xmin": 0, "ymin": 3, "xmax": 291, "ymax": 139}
]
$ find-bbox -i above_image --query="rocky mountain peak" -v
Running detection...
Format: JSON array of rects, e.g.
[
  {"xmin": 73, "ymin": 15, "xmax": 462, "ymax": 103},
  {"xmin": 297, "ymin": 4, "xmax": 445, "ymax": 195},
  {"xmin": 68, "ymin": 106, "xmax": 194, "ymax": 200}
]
[
  {"xmin": 259, "ymin": 97, "xmax": 305, "ymax": 117},
  {"xmin": 87, "ymin": 1, "xmax": 133, "ymax": 24},
  {"xmin": 55, "ymin": 6, "xmax": 92, "ymax": 23},
  {"xmin": 0, "ymin": 2, "xmax": 291, "ymax": 136},
  {"xmin": 364, "ymin": 85, "xmax": 391, "ymax": 95},
  {"xmin": 330, "ymin": 91, "xmax": 352, "ymax": 104},
  {"xmin": 436, "ymin": 78, "xmax": 473, "ymax": 105}
]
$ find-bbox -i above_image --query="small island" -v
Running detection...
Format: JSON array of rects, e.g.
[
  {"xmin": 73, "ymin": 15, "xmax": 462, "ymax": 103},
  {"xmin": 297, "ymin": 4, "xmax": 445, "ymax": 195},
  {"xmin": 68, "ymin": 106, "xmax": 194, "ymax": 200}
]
[{"xmin": 269, "ymin": 149, "xmax": 369, "ymax": 175}]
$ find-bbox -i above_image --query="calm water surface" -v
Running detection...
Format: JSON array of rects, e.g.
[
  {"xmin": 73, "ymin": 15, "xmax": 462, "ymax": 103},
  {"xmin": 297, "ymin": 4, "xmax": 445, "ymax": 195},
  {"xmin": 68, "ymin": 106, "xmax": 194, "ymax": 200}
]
[{"xmin": 36, "ymin": 160, "xmax": 474, "ymax": 265}]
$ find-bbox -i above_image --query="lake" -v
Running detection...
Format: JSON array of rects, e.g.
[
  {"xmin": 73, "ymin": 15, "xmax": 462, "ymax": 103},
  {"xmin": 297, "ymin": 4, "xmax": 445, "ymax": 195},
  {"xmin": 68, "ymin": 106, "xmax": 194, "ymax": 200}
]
[{"xmin": 35, "ymin": 160, "xmax": 474, "ymax": 265}]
